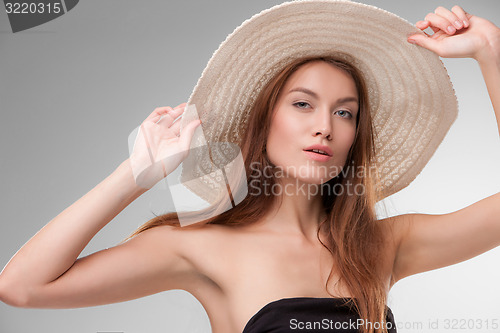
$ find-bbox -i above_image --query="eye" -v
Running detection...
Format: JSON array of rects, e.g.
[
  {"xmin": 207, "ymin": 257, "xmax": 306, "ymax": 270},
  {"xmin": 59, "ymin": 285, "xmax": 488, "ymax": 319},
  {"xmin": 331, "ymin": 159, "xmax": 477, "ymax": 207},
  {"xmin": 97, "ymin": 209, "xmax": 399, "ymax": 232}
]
[
  {"xmin": 293, "ymin": 101, "xmax": 311, "ymax": 109},
  {"xmin": 335, "ymin": 110, "xmax": 353, "ymax": 119}
]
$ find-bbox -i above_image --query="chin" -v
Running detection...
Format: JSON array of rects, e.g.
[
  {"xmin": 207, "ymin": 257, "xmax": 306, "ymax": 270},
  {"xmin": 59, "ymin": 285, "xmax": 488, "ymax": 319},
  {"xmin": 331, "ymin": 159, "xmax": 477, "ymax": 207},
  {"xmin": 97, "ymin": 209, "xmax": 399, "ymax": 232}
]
[
  {"xmin": 281, "ymin": 168, "xmax": 339, "ymax": 186},
  {"xmin": 296, "ymin": 175, "xmax": 336, "ymax": 186}
]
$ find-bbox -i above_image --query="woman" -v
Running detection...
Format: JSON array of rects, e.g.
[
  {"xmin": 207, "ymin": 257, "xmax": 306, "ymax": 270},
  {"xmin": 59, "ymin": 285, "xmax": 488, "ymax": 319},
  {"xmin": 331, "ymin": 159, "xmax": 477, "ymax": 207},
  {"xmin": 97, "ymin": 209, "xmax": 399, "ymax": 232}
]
[{"xmin": 0, "ymin": 1, "xmax": 499, "ymax": 332}]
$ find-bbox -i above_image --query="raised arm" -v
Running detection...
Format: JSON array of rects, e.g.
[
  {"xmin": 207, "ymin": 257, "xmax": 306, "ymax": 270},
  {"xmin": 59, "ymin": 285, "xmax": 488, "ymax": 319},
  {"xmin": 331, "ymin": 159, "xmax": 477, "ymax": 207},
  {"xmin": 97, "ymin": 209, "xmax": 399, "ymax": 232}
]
[
  {"xmin": 0, "ymin": 158, "xmax": 143, "ymax": 306},
  {"xmin": 390, "ymin": 6, "xmax": 500, "ymax": 283},
  {"xmin": 477, "ymin": 44, "xmax": 500, "ymax": 131},
  {"xmin": 0, "ymin": 104, "xmax": 202, "ymax": 307},
  {"xmin": 407, "ymin": 5, "xmax": 500, "ymax": 130}
]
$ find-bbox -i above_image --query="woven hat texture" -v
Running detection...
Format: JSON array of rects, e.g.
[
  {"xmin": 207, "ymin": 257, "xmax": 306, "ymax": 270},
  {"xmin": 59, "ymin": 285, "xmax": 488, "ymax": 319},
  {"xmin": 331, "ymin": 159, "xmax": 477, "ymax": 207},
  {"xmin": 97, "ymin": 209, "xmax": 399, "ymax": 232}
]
[{"xmin": 179, "ymin": 0, "xmax": 458, "ymax": 204}]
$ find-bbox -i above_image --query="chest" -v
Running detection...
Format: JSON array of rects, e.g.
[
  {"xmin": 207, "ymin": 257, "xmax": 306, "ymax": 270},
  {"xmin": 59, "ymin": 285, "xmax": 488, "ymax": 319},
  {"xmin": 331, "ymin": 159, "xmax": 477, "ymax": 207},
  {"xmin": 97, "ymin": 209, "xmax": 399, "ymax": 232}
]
[
  {"xmin": 228, "ymin": 244, "xmax": 350, "ymax": 332},
  {"xmin": 190, "ymin": 227, "xmax": 396, "ymax": 333},
  {"xmin": 198, "ymin": 234, "xmax": 383, "ymax": 332}
]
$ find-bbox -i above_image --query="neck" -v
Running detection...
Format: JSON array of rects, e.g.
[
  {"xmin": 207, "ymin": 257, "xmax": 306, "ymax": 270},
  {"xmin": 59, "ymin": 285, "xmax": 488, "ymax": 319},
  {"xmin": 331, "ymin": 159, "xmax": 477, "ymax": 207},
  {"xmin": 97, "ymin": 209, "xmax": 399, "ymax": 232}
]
[{"xmin": 259, "ymin": 176, "xmax": 327, "ymax": 243}]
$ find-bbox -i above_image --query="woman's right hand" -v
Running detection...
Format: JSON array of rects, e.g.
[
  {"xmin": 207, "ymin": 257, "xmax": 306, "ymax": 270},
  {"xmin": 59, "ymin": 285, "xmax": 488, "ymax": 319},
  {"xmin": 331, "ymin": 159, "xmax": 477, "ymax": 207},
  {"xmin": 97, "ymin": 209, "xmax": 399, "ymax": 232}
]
[{"xmin": 129, "ymin": 103, "xmax": 202, "ymax": 189}]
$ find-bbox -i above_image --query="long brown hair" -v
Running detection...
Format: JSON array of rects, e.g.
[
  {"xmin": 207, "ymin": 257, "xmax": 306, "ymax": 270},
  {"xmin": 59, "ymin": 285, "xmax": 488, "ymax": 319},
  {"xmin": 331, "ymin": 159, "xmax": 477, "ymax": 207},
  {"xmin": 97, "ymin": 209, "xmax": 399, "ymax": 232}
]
[{"xmin": 122, "ymin": 55, "xmax": 389, "ymax": 333}]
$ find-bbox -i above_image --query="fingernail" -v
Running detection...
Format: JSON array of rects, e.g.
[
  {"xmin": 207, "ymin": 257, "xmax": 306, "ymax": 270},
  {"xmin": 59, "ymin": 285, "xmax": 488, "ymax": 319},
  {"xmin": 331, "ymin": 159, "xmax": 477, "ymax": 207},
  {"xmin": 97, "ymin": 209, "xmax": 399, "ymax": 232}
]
[
  {"xmin": 454, "ymin": 20, "xmax": 462, "ymax": 29},
  {"xmin": 447, "ymin": 26, "xmax": 455, "ymax": 34},
  {"xmin": 408, "ymin": 39, "xmax": 417, "ymax": 45},
  {"xmin": 463, "ymin": 20, "xmax": 468, "ymax": 28}
]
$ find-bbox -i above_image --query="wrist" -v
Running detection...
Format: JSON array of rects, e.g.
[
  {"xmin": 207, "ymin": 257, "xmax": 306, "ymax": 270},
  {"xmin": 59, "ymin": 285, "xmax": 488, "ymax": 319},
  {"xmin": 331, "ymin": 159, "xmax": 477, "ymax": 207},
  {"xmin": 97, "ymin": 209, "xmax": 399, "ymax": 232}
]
[
  {"xmin": 112, "ymin": 159, "xmax": 149, "ymax": 201},
  {"xmin": 475, "ymin": 28, "xmax": 500, "ymax": 66}
]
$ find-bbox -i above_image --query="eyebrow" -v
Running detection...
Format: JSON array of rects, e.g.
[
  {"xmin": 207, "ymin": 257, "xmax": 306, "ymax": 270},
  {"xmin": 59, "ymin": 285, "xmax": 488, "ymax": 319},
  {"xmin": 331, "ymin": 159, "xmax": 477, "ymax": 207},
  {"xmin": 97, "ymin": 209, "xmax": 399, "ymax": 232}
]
[{"xmin": 288, "ymin": 87, "xmax": 359, "ymax": 104}]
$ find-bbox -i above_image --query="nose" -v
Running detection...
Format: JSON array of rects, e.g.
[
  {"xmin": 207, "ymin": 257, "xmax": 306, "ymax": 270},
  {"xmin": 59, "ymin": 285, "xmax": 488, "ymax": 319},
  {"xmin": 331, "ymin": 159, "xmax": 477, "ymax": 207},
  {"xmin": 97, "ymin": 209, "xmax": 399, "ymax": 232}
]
[
  {"xmin": 314, "ymin": 128, "xmax": 331, "ymax": 140},
  {"xmin": 313, "ymin": 109, "xmax": 332, "ymax": 141}
]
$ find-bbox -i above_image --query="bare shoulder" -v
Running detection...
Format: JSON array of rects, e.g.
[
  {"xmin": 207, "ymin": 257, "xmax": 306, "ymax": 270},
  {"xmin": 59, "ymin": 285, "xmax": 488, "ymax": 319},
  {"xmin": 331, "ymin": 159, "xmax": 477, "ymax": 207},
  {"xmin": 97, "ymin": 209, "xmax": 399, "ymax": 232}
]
[
  {"xmin": 375, "ymin": 214, "xmax": 415, "ymax": 287},
  {"xmin": 154, "ymin": 222, "xmax": 241, "ymax": 257},
  {"xmin": 376, "ymin": 213, "xmax": 415, "ymax": 256},
  {"xmin": 149, "ymin": 222, "xmax": 241, "ymax": 289},
  {"xmin": 1, "ymin": 222, "xmax": 237, "ymax": 309},
  {"xmin": 379, "ymin": 193, "xmax": 500, "ymax": 284},
  {"xmin": 377, "ymin": 213, "xmax": 413, "ymax": 246}
]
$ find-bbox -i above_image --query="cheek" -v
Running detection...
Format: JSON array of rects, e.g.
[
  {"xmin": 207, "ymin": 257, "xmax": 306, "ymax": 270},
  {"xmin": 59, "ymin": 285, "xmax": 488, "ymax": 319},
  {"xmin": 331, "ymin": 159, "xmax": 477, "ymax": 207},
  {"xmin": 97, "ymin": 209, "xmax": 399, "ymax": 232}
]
[
  {"xmin": 266, "ymin": 114, "xmax": 300, "ymax": 161},
  {"xmin": 268, "ymin": 113, "xmax": 297, "ymax": 146},
  {"xmin": 333, "ymin": 123, "xmax": 357, "ymax": 154},
  {"xmin": 333, "ymin": 124, "xmax": 356, "ymax": 164}
]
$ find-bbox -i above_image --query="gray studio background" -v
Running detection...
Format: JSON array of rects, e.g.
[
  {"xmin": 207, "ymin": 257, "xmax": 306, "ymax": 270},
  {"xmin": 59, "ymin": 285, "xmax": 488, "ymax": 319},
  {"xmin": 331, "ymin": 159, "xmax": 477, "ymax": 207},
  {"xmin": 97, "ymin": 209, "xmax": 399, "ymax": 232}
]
[{"xmin": 1, "ymin": 1, "xmax": 499, "ymax": 332}]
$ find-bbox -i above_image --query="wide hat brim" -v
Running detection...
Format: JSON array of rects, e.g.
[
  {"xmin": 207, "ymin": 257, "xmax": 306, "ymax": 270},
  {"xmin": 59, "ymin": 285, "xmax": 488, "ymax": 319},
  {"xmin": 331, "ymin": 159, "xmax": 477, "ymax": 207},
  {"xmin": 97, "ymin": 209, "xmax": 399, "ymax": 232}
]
[{"xmin": 179, "ymin": 0, "xmax": 458, "ymax": 205}]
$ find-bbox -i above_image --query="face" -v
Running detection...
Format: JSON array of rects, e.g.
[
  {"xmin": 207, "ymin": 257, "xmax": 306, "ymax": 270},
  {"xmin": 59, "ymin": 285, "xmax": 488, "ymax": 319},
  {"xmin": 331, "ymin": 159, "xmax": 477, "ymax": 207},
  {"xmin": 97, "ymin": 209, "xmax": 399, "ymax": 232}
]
[{"xmin": 266, "ymin": 61, "xmax": 359, "ymax": 185}]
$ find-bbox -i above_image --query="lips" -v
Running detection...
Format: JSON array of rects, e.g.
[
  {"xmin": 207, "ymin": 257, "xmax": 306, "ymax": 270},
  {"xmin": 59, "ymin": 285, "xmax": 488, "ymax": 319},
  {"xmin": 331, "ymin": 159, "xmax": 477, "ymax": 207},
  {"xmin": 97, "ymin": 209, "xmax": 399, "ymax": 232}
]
[
  {"xmin": 305, "ymin": 149, "xmax": 329, "ymax": 156},
  {"xmin": 303, "ymin": 150, "xmax": 332, "ymax": 162},
  {"xmin": 303, "ymin": 144, "xmax": 333, "ymax": 157}
]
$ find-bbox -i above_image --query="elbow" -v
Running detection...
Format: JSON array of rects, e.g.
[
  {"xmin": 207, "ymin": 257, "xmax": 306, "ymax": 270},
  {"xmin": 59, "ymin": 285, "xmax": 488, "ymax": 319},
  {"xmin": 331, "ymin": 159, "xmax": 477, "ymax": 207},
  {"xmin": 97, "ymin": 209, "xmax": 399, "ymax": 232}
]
[{"xmin": 0, "ymin": 278, "xmax": 31, "ymax": 308}]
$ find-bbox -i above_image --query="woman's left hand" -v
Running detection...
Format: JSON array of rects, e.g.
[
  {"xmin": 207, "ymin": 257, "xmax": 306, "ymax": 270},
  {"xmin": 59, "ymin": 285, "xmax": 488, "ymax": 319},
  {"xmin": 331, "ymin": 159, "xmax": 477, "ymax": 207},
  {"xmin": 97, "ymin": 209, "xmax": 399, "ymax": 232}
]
[{"xmin": 407, "ymin": 5, "xmax": 500, "ymax": 63}]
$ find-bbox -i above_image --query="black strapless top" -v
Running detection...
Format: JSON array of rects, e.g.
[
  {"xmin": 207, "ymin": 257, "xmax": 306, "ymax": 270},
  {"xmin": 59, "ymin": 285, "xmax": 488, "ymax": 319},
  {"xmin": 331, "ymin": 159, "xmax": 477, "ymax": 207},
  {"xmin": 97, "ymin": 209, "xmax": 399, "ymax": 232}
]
[{"xmin": 242, "ymin": 297, "xmax": 397, "ymax": 333}]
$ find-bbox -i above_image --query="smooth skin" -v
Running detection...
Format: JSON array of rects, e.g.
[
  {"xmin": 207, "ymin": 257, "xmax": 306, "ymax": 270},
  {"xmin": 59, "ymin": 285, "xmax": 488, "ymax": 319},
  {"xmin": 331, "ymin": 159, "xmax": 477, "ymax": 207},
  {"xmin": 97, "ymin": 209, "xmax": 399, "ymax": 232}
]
[
  {"xmin": 0, "ymin": 5, "xmax": 499, "ymax": 333},
  {"xmin": 261, "ymin": 62, "xmax": 360, "ymax": 239},
  {"xmin": 129, "ymin": 103, "xmax": 202, "ymax": 189},
  {"xmin": 399, "ymin": 5, "xmax": 500, "ymax": 282}
]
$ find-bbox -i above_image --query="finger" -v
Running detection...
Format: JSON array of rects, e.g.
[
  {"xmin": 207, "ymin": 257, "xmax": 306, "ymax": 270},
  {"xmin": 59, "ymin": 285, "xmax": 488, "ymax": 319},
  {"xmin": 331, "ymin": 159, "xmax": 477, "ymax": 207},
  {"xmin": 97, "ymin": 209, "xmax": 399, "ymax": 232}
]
[
  {"xmin": 451, "ymin": 5, "xmax": 469, "ymax": 28},
  {"xmin": 416, "ymin": 20, "xmax": 438, "ymax": 32},
  {"xmin": 407, "ymin": 32, "xmax": 442, "ymax": 55},
  {"xmin": 434, "ymin": 6, "xmax": 463, "ymax": 30},
  {"xmin": 424, "ymin": 12, "xmax": 456, "ymax": 35},
  {"xmin": 179, "ymin": 119, "xmax": 202, "ymax": 151},
  {"xmin": 169, "ymin": 118, "xmax": 182, "ymax": 136},
  {"xmin": 145, "ymin": 106, "xmax": 172, "ymax": 123},
  {"xmin": 173, "ymin": 102, "xmax": 188, "ymax": 110},
  {"xmin": 415, "ymin": 20, "xmax": 427, "ymax": 29},
  {"xmin": 430, "ymin": 30, "xmax": 447, "ymax": 40},
  {"xmin": 415, "ymin": 20, "xmax": 439, "ymax": 37},
  {"xmin": 156, "ymin": 105, "xmax": 186, "ymax": 127}
]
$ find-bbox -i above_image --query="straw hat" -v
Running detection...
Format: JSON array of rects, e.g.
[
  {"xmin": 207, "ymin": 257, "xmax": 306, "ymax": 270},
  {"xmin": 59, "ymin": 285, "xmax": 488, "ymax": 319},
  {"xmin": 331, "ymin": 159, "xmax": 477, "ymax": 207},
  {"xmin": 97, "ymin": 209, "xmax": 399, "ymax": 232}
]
[{"xmin": 178, "ymin": 0, "xmax": 458, "ymax": 205}]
